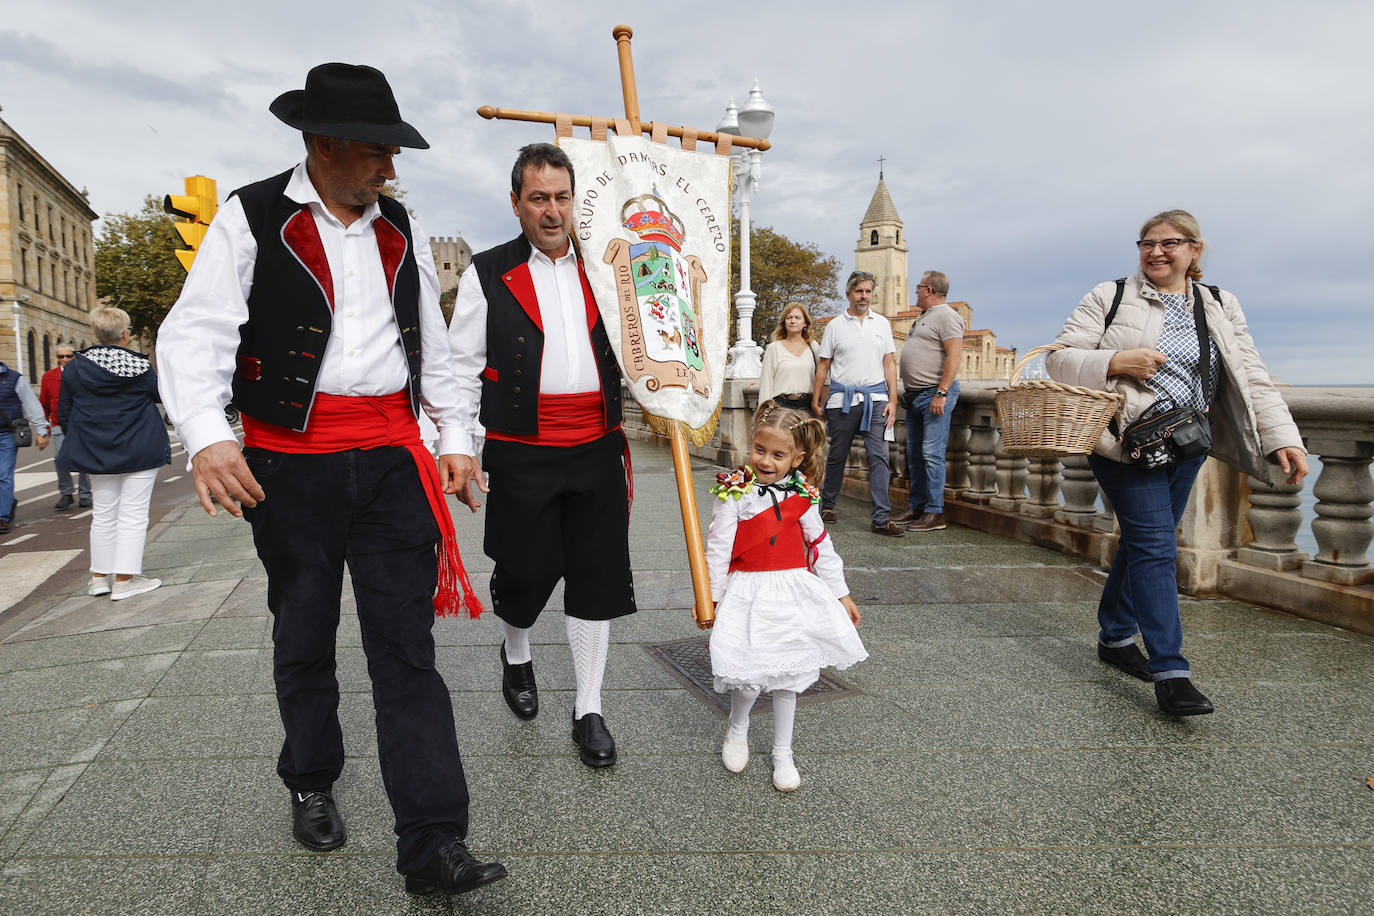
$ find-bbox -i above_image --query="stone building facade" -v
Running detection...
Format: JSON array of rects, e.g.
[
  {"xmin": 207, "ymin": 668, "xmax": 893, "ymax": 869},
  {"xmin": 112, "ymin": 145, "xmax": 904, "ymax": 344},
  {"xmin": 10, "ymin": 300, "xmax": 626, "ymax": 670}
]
[
  {"xmin": 430, "ymin": 235, "xmax": 473, "ymax": 297},
  {"xmin": 0, "ymin": 116, "xmax": 99, "ymax": 384}
]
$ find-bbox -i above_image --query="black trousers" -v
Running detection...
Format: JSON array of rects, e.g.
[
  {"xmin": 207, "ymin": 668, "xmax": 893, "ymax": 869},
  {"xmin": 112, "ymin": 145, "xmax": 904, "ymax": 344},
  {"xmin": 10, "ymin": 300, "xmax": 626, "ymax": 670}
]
[
  {"xmin": 242, "ymin": 445, "xmax": 469, "ymax": 872},
  {"xmin": 483, "ymin": 431, "xmax": 636, "ymax": 627}
]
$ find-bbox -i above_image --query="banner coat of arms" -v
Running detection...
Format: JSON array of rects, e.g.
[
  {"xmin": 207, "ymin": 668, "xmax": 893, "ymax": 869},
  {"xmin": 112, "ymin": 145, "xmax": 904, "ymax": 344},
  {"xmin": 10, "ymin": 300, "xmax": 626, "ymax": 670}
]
[{"xmin": 560, "ymin": 135, "xmax": 731, "ymax": 435}]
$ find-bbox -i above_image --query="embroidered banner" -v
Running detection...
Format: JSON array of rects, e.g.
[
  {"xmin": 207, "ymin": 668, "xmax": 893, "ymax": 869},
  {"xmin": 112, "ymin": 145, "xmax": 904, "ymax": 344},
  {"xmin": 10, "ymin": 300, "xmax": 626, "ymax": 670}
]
[{"xmin": 560, "ymin": 135, "xmax": 731, "ymax": 432}]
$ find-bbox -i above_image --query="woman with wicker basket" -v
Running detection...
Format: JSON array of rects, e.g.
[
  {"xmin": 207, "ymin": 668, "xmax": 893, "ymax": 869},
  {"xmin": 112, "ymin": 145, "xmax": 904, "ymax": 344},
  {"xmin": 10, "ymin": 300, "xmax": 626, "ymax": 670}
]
[{"xmin": 1046, "ymin": 209, "xmax": 1307, "ymax": 717}]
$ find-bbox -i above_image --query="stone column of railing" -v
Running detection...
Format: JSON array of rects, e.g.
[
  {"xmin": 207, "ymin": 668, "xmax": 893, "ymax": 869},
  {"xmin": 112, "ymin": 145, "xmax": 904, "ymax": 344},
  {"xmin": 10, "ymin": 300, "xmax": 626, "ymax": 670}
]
[
  {"xmin": 962, "ymin": 402, "xmax": 999, "ymax": 504},
  {"xmin": 1021, "ymin": 457, "xmax": 1063, "ymax": 519},
  {"xmin": 1056, "ymin": 455, "xmax": 1099, "ymax": 527},
  {"xmin": 988, "ymin": 439, "xmax": 1028, "ymax": 513},
  {"xmin": 1284, "ymin": 390, "xmax": 1374, "ymax": 586},
  {"xmin": 1235, "ymin": 472, "xmax": 1307, "ymax": 571},
  {"xmin": 945, "ymin": 407, "xmax": 972, "ymax": 498}
]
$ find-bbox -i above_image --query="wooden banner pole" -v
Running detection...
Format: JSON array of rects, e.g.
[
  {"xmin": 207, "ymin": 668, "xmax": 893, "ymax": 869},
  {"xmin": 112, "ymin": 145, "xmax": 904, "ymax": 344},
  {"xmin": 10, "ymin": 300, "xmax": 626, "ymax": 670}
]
[
  {"xmin": 613, "ymin": 25, "xmax": 642, "ymax": 134},
  {"xmin": 670, "ymin": 424, "xmax": 715, "ymax": 628},
  {"xmin": 475, "ymin": 107, "xmax": 770, "ymax": 152}
]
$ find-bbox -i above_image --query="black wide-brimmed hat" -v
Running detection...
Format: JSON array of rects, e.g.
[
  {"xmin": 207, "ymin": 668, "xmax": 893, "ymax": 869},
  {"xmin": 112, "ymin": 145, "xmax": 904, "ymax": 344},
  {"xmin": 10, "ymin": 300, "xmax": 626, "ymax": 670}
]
[{"xmin": 270, "ymin": 62, "xmax": 429, "ymax": 149}]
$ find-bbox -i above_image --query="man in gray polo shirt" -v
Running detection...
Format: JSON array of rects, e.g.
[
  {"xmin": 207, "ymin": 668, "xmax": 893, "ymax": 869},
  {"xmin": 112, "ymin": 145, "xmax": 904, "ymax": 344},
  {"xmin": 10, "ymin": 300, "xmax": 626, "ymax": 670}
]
[
  {"xmin": 811, "ymin": 270, "xmax": 902, "ymax": 536},
  {"xmin": 893, "ymin": 270, "xmax": 963, "ymax": 532}
]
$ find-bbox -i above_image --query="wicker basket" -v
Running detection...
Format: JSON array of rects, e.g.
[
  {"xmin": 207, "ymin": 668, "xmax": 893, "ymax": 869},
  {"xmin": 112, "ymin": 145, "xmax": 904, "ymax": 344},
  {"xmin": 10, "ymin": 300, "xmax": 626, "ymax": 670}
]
[{"xmin": 994, "ymin": 344, "xmax": 1124, "ymax": 458}]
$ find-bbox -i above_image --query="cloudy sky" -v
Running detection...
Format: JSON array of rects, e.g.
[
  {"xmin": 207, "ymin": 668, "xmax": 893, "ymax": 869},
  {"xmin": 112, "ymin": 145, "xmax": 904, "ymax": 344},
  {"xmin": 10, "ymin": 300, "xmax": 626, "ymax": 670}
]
[{"xmin": 3, "ymin": 0, "xmax": 1370, "ymax": 384}]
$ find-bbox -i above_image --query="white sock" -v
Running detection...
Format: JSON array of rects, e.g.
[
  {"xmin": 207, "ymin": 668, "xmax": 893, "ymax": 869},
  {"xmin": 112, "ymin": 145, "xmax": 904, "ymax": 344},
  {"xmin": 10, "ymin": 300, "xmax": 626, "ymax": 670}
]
[
  {"xmin": 727, "ymin": 686, "xmax": 760, "ymax": 742},
  {"xmin": 502, "ymin": 622, "xmax": 533, "ymax": 665},
  {"xmin": 771, "ymin": 690, "xmax": 797, "ymax": 758},
  {"xmin": 566, "ymin": 617, "xmax": 609, "ymax": 719}
]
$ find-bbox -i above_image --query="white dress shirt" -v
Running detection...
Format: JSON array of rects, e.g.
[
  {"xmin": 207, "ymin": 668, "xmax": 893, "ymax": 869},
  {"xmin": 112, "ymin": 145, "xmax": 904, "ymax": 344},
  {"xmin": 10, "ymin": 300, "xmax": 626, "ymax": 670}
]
[
  {"xmin": 447, "ymin": 237, "xmax": 600, "ymax": 457},
  {"xmin": 158, "ymin": 162, "xmax": 466, "ymax": 460}
]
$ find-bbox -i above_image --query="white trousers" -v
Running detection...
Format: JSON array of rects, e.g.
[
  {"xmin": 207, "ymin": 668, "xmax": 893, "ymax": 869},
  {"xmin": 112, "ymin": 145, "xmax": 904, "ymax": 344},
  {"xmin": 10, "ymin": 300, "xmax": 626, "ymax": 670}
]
[{"xmin": 89, "ymin": 469, "xmax": 158, "ymax": 576}]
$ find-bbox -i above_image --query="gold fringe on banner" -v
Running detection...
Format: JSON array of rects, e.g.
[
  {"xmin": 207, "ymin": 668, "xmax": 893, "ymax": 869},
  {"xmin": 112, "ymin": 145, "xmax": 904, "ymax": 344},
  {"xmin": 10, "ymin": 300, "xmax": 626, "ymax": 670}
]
[{"xmin": 643, "ymin": 400, "xmax": 722, "ymax": 448}]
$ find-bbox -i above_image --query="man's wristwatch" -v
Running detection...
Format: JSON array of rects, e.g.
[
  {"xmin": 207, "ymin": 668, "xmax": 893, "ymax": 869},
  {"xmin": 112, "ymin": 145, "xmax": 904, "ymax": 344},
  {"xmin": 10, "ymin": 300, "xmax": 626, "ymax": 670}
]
[{"xmin": 934, "ymin": 389, "xmax": 948, "ymax": 398}]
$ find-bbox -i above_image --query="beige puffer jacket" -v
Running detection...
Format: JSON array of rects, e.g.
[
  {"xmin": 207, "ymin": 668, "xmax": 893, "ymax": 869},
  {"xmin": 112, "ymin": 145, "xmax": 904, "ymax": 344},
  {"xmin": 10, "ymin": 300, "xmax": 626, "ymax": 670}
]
[{"xmin": 1045, "ymin": 273, "xmax": 1303, "ymax": 484}]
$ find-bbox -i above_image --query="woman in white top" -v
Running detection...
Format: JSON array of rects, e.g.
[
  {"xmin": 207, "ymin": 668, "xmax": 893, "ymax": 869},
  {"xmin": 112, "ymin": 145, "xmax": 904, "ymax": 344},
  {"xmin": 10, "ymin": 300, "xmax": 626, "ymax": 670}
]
[{"xmin": 757, "ymin": 302, "xmax": 820, "ymax": 415}]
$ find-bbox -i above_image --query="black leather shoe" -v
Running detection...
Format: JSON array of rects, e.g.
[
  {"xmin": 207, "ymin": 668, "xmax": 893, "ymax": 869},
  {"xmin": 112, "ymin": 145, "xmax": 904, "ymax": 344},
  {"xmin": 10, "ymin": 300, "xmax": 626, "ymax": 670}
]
[
  {"xmin": 1098, "ymin": 642, "xmax": 1151, "ymax": 682},
  {"xmin": 571, "ymin": 712, "xmax": 617, "ymax": 768},
  {"xmin": 404, "ymin": 838, "xmax": 508, "ymax": 895},
  {"xmin": 291, "ymin": 790, "xmax": 347, "ymax": 851},
  {"xmin": 1155, "ymin": 678, "xmax": 1215, "ymax": 716},
  {"xmin": 78, "ymin": 496, "xmax": 92, "ymax": 508},
  {"xmin": 500, "ymin": 645, "xmax": 538, "ymax": 720},
  {"xmin": 55, "ymin": 494, "xmax": 75, "ymax": 510}
]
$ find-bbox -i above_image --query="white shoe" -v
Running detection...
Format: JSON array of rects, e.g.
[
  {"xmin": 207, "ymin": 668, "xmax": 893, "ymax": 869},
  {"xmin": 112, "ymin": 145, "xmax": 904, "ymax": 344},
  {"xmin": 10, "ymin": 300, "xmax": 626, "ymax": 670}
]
[
  {"xmin": 111, "ymin": 576, "xmax": 161, "ymax": 601},
  {"xmin": 88, "ymin": 575, "xmax": 112, "ymax": 597},
  {"xmin": 772, "ymin": 754, "xmax": 800, "ymax": 792},
  {"xmin": 722, "ymin": 739, "xmax": 749, "ymax": 773}
]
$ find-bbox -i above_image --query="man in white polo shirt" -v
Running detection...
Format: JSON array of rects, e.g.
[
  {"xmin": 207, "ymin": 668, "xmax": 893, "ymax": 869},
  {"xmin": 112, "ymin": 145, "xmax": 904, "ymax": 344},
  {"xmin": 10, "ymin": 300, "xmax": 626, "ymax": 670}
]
[{"xmin": 810, "ymin": 270, "xmax": 902, "ymax": 536}]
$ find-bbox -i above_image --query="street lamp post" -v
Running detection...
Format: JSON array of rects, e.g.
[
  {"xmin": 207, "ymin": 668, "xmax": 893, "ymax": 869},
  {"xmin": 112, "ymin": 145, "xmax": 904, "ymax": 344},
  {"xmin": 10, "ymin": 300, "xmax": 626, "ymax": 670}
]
[{"xmin": 718, "ymin": 80, "xmax": 774, "ymax": 379}]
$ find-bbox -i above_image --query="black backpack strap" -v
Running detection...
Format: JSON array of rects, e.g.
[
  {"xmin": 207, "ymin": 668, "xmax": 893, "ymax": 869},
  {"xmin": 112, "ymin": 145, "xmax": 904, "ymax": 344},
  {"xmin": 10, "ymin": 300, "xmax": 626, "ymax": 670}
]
[
  {"xmin": 1206, "ymin": 284, "xmax": 1222, "ymax": 305},
  {"xmin": 1101, "ymin": 278, "xmax": 1128, "ymax": 438},
  {"xmin": 1103, "ymin": 278, "xmax": 1127, "ymax": 332},
  {"xmin": 1193, "ymin": 282, "xmax": 1216, "ymax": 406}
]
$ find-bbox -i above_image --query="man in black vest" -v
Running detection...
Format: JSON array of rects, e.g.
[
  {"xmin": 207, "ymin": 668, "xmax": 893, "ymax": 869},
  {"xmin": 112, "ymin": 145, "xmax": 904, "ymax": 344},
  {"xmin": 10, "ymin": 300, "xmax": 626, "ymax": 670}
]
[
  {"xmin": 157, "ymin": 63, "xmax": 504, "ymax": 897},
  {"xmin": 447, "ymin": 143, "xmax": 635, "ymax": 769}
]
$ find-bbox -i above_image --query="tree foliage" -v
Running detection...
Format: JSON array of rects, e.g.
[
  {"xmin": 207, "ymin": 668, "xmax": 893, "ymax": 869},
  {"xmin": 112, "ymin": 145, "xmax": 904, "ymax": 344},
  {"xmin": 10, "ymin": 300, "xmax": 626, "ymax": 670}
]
[
  {"xmin": 727, "ymin": 218, "xmax": 843, "ymax": 343},
  {"xmin": 93, "ymin": 195, "xmax": 186, "ymax": 342}
]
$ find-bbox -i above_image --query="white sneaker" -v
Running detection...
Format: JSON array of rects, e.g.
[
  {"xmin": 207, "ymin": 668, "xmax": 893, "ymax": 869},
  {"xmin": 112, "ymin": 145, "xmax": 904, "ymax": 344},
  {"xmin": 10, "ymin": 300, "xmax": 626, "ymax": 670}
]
[
  {"xmin": 721, "ymin": 739, "xmax": 749, "ymax": 773},
  {"xmin": 88, "ymin": 575, "xmax": 112, "ymax": 597},
  {"xmin": 111, "ymin": 576, "xmax": 161, "ymax": 601},
  {"xmin": 772, "ymin": 754, "xmax": 800, "ymax": 792}
]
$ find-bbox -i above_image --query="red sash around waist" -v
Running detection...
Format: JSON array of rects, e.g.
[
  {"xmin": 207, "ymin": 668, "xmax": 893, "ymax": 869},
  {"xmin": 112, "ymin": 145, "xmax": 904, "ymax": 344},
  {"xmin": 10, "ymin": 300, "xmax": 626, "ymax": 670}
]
[
  {"xmin": 243, "ymin": 392, "xmax": 482, "ymax": 619},
  {"xmin": 485, "ymin": 390, "xmax": 610, "ymax": 448}
]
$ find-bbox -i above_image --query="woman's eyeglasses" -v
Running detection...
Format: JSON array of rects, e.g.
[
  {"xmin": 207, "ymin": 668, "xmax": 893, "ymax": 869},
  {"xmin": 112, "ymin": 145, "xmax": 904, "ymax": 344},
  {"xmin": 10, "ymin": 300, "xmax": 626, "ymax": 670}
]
[{"xmin": 1136, "ymin": 238, "xmax": 1194, "ymax": 252}]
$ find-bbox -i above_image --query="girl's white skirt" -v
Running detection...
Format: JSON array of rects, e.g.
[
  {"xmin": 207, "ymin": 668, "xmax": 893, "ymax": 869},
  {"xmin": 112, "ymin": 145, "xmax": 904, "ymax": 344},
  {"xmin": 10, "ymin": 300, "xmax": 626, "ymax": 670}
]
[{"xmin": 710, "ymin": 567, "xmax": 868, "ymax": 694}]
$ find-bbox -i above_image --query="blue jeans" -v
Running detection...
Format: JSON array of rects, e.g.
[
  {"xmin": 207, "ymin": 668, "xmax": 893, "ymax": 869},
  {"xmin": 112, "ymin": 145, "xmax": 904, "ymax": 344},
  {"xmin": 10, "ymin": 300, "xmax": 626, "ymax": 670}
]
[
  {"xmin": 905, "ymin": 381, "xmax": 959, "ymax": 514},
  {"xmin": 822, "ymin": 403, "xmax": 892, "ymax": 524},
  {"xmin": 0, "ymin": 431, "xmax": 14, "ymax": 521},
  {"xmin": 1089, "ymin": 453, "xmax": 1205, "ymax": 680}
]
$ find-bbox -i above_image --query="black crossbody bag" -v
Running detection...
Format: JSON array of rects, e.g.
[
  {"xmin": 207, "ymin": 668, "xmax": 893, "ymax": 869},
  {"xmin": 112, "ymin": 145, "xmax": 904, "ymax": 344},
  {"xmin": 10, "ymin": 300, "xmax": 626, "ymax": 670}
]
[
  {"xmin": 0, "ymin": 406, "xmax": 34, "ymax": 448},
  {"xmin": 1104, "ymin": 280, "xmax": 1217, "ymax": 471}
]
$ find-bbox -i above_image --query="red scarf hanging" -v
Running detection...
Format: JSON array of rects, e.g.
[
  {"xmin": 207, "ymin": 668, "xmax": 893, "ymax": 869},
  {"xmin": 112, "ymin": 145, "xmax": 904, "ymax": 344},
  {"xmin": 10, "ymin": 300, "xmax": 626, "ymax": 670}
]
[{"xmin": 242, "ymin": 392, "xmax": 483, "ymax": 618}]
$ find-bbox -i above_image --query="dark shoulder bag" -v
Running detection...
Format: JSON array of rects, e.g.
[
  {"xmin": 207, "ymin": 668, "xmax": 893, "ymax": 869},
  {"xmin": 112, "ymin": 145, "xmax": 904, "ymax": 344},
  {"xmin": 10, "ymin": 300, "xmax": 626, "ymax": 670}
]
[
  {"xmin": 0, "ymin": 406, "xmax": 34, "ymax": 448},
  {"xmin": 1106, "ymin": 281, "xmax": 1219, "ymax": 470}
]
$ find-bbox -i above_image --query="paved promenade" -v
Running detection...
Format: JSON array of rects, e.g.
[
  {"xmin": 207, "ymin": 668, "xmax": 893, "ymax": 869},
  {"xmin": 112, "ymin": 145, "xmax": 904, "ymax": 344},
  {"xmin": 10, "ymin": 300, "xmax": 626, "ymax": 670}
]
[{"xmin": 1, "ymin": 441, "xmax": 1370, "ymax": 914}]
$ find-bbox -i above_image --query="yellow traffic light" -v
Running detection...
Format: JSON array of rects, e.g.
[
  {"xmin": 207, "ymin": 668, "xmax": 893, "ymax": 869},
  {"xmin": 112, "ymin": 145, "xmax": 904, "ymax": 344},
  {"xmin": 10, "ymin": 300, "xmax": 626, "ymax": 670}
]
[{"xmin": 163, "ymin": 175, "xmax": 218, "ymax": 272}]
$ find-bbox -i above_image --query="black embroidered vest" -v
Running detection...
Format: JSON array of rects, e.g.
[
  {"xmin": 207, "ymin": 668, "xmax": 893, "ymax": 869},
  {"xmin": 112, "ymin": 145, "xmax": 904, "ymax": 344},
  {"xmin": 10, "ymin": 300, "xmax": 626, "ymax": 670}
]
[
  {"xmin": 231, "ymin": 168, "xmax": 423, "ymax": 431},
  {"xmin": 469, "ymin": 235, "xmax": 622, "ymax": 435}
]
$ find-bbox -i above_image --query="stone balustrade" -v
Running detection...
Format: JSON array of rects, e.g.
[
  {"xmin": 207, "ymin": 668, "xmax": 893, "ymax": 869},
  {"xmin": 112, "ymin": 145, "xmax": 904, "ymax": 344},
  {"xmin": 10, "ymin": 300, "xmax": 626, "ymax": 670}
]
[{"xmin": 622, "ymin": 379, "xmax": 1374, "ymax": 636}]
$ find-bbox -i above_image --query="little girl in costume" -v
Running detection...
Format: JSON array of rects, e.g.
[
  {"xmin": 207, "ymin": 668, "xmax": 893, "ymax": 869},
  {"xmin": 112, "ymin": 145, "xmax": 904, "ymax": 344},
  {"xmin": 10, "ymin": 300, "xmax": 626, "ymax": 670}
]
[{"xmin": 705, "ymin": 400, "xmax": 867, "ymax": 791}]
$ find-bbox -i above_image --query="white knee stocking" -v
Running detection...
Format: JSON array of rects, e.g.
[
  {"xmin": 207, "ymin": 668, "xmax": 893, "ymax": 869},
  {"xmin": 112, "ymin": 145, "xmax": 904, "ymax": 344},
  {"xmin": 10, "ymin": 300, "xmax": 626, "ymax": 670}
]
[
  {"xmin": 566, "ymin": 617, "xmax": 609, "ymax": 718},
  {"xmin": 771, "ymin": 690, "xmax": 797, "ymax": 758},
  {"xmin": 501, "ymin": 622, "xmax": 533, "ymax": 665},
  {"xmin": 727, "ymin": 686, "xmax": 761, "ymax": 742}
]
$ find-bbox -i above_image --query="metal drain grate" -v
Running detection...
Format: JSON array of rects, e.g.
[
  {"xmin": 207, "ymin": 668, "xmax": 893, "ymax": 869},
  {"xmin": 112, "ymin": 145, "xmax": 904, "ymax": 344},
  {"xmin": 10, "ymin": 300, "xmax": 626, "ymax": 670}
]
[{"xmin": 644, "ymin": 635, "xmax": 862, "ymax": 719}]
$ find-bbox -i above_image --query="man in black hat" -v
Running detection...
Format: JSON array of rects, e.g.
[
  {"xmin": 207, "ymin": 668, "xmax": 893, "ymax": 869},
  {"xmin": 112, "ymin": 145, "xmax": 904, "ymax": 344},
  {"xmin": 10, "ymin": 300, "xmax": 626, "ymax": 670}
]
[{"xmin": 157, "ymin": 62, "xmax": 505, "ymax": 897}]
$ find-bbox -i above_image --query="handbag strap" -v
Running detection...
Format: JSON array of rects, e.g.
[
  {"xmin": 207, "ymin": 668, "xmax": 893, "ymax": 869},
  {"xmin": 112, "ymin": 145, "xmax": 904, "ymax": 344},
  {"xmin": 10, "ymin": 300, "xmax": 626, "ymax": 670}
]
[{"xmin": 1191, "ymin": 282, "xmax": 1215, "ymax": 407}]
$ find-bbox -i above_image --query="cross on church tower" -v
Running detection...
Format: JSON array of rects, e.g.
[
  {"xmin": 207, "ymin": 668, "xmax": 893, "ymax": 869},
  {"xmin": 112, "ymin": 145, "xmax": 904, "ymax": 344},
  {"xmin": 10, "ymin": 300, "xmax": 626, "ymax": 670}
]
[{"xmin": 878, "ymin": 154, "xmax": 885, "ymax": 180}]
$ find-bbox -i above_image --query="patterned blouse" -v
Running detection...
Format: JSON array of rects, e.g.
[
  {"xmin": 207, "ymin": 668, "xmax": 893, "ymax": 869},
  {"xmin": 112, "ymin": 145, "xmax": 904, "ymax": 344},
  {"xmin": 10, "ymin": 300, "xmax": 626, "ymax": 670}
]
[{"xmin": 1151, "ymin": 291, "xmax": 1221, "ymax": 411}]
